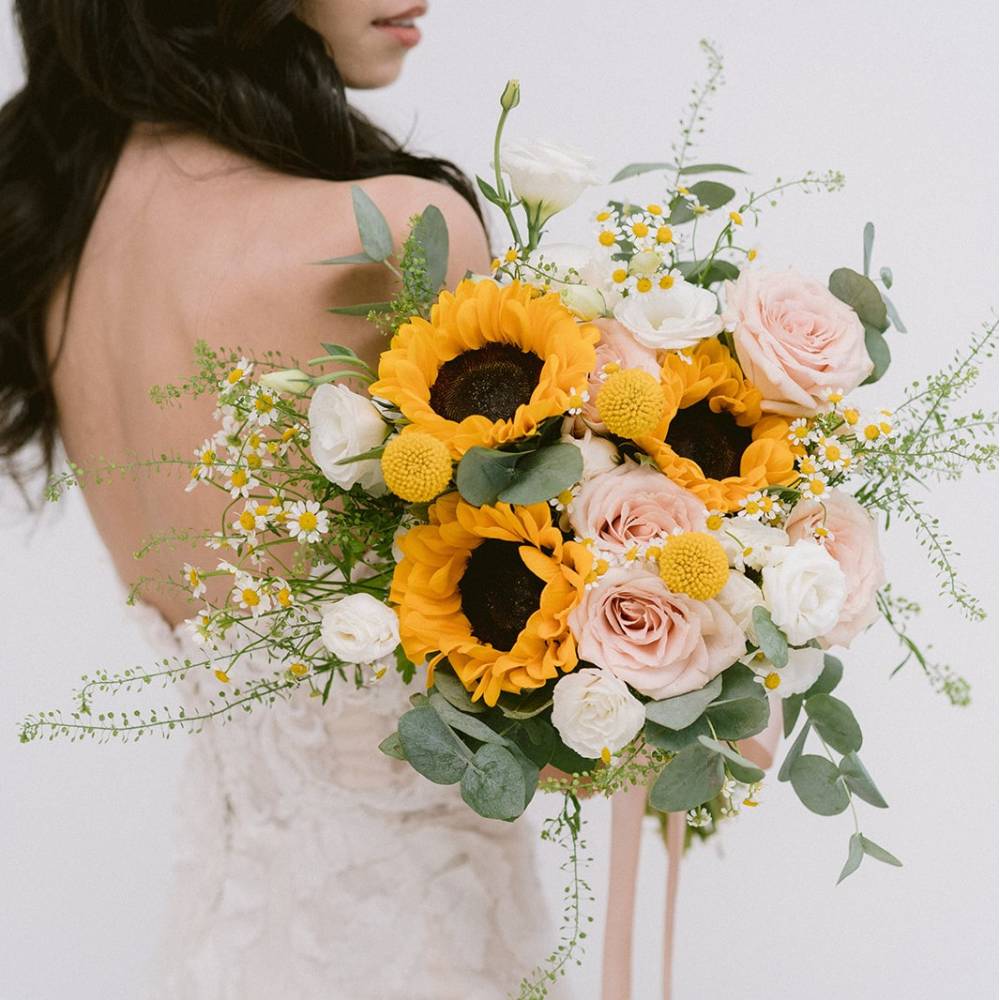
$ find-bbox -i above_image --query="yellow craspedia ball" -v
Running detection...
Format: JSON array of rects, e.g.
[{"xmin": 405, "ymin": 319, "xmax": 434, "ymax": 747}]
[
  {"xmin": 595, "ymin": 368, "xmax": 665, "ymax": 438},
  {"xmin": 658, "ymin": 531, "xmax": 730, "ymax": 600},
  {"xmin": 381, "ymin": 432, "xmax": 453, "ymax": 503}
]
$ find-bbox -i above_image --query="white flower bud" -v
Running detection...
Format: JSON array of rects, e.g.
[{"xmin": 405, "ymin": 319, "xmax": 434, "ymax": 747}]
[{"xmin": 258, "ymin": 368, "xmax": 310, "ymax": 394}]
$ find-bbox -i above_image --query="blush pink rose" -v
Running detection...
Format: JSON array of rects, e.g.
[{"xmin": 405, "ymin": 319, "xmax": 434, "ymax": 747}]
[
  {"xmin": 569, "ymin": 461, "xmax": 707, "ymax": 554},
  {"xmin": 722, "ymin": 268, "xmax": 873, "ymax": 416},
  {"xmin": 785, "ymin": 489, "xmax": 886, "ymax": 648},
  {"xmin": 579, "ymin": 318, "xmax": 661, "ymax": 430},
  {"xmin": 569, "ymin": 564, "xmax": 746, "ymax": 699}
]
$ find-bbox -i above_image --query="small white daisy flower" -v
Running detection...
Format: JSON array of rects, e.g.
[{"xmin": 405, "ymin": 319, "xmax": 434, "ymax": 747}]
[
  {"xmin": 285, "ymin": 500, "xmax": 329, "ymax": 543},
  {"xmin": 220, "ymin": 357, "xmax": 253, "ymax": 389},
  {"xmin": 182, "ymin": 563, "xmax": 207, "ymax": 599},
  {"xmin": 232, "ymin": 573, "xmax": 271, "ymax": 617}
]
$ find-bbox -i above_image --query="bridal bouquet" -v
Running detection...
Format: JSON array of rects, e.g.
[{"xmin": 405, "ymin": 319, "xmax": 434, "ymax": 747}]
[{"xmin": 24, "ymin": 42, "xmax": 996, "ymax": 995}]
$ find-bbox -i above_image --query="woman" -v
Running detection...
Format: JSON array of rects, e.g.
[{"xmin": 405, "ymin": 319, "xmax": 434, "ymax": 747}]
[{"xmin": 0, "ymin": 3, "xmax": 551, "ymax": 997}]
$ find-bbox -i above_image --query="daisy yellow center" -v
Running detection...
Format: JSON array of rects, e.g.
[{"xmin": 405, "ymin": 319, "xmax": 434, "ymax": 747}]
[
  {"xmin": 764, "ymin": 671, "xmax": 781, "ymax": 690},
  {"xmin": 381, "ymin": 432, "xmax": 453, "ymax": 503},
  {"xmin": 747, "ymin": 249, "xmax": 758, "ymax": 261},
  {"xmin": 242, "ymin": 588, "xmax": 260, "ymax": 607},
  {"xmin": 239, "ymin": 511, "xmax": 256, "ymax": 531},
  {"xmin": 187, "ymin": 569, "xmax": 200, "ymax": 587},
  {"xmin": 631, "ymin": 221, "xmax": 650, "ymax": 238},
  {"xmin": 596, "ymin": 368, "xmax": 665, "ymax": 438},
  {"xmin": 201, "ymin": 450, "xmax": 215, "ymax": 465},
  {"xmin": 635, "ymin": 277, "xmax": 653, "ymax": 293},
  {"xmin": 459, "ymin": 539, "xmax": 544, "ymax": 652},
  {"xmin": 226, "ymin": 368, "xmax": 244, "ymax": 384},
  {"xmin": 289, "ymin": 662, "xmax": 309, "ymax": 677},
  {"xmin": 247, "ymin": 453, "xmax": 262, "ymax": 469},
  {"xmin": 665, "ymin": 401, "xmax": 753, "ymax": 481},
  {"xmin": 612, "ymin": 268, "xmax": 628, "ymax": 283},
  {"xmin": 256, "ymin": 394, "xmax": 274, "ymax": 413},
  {"xmin": 646, "ymin": 203, "xmax": 663, "ymax": 215},
  {"xmin": 215, "ymin": 670, "xmax": 230, "ymax": 683},
  {"xmin": 276, "ymin": 587, "xmax": 292, "ymax": 607},
  {"xmin": 659, "ymin": 274, "xmax": 675, "ymax": 289},
  {"xmin": 706, "ymin": 513, "xmax": 724, "ymax": 531},
  {"xmin": 231, "ymin": 469, "xmax": 248, "ymax": 487},
  {"xmin": 429, "ymin": 343, "xmax": 544, "ymax": 424},
  {"xmin": 297, "ymin": 511, "xmax": 318, "ymax": 532},
  {"xmin": 656, "ymin": 226, "xmax": 674, "ymax": 244},
  {"xmin": 598, "ymin": 230, "xmax": 616, "ymax": 247},
  {"xmin": 657, "ymin": 532, "xmax": 730, "ymax": 600}
]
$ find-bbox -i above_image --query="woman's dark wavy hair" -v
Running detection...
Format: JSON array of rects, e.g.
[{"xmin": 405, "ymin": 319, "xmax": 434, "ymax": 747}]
[{"xmin": 0, "ymin": 0, "xmax": 483, "ymax": 482}]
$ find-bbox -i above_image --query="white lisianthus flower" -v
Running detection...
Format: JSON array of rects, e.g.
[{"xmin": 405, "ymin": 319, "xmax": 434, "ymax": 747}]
[
  {"xmin": 308, "ymin": 383, "xmax": 389, "ymax": 491},
  {"xmin": 558, "ymin": 284, "xmax": 607, "ymax": 320},
  {"xmin": 762, "ymin": 541, "xmax": 847, "ymax": 645},
  {"xmin": 560, "ymin": 424, "xmax": 620, "ymax": 481},
  {"xmin": 258, "ymin": 368, "xmax": 310, "ymax": 394},
  {"xmin": 500, "ymin": 140, "xmax": 601, "ymax": 221},
  {"xmin": 718, "ymin": 519, "xmax": 790, "ymax": 572},
  {"xmin": 551, "ymin": 667, "xmax": 645, "ymax": 760},
  {"xmin": 613, "ymin": 281, "xmax": 723, "ymax": 351},
  {"xmin": 320, "ymin": 593, "xmax": 400, "ymax": 663},
  {"xmin": 745, "ymin": 646, "xmax": 826, "ymax": 697},
  {"xmin": 715, "ymin": 570, "xmax": 763, "ymax": 638}
]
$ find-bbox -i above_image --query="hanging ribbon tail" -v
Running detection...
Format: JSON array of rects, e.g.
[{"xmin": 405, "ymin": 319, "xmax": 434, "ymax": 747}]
[
  {"xmin": 737, "ymin": 693, "xmax": 783, "ymax": 770},
  {"xmin": 601, "ymin": 781, "xmax": 646, "ymax": 1000}
]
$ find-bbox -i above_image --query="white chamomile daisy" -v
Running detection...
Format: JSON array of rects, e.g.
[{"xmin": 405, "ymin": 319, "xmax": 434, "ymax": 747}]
[
  {"xmin": 232, "ymin": 503, "xmax": 268, "ymax": 539},
  {"xmin": 821, "ymin": 386, "xmax": 846, "ymax": 408},
  {"xmin": 738, "ymin": 491, "xmax": 767, "ymax": 521},
  {"xmin": 816, "ymin": 435, "xmax": 852, "ymax": 473},
  {"xmin": 232, "ymin": 573, "xmax": 271, "ymax": 617},
  {"xmin": 787, "ymin": 418, "xmax": 816, "ymax": 446},
  {"xmin": 246, "ymin": 384, "xmax": 279, "ymax": 427},
  {"xmin": 221, "ymin": 357, "xmax": 253, "ymax": 389},
  {"xmin": 285, "ymin": 500, "xmax": 329, "ymax": 543},
  {"xmin": 565, "ymin": 388, "xmax": 589, "ymax": 416},
  {"xmin": 224, "ymin": 465, "xmax": 260, "ymax": 499},
  {"xmin": 801, "ymin": 472, "xmax": 830, "ymax": 500},
  {"xmin": 190, "ymin": 439, "xmax": 218, "ymax": 483},
  {"xmin": 269, "ymin": 577, "xmax": 295, "ymax": 610},
  {"xmin": 548, "ymin": 487, "xmax": 578, "ymax": 514},
  {"xmin": 182, "ymin": 563, "xmax": 206, "ymax": 599}
]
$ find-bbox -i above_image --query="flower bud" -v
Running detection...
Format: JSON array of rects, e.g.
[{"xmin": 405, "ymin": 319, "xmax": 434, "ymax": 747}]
[
  {"xmin": 628, "ymin": 250, "xmax": 662, "ymax": 277},
  {"xmin": 259, "ymin": 368, "xmax": 310, "ymax": 394},
  {"xmin": 558, "ymin": 283, "xmax": 607, "ymax": 320},
  {"xmin": 500, "ymin": 78, "xmax": 521, "ymax": 111}
]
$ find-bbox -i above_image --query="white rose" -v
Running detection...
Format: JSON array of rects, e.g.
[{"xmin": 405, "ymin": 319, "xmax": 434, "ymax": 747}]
[
  {"xmin": 762, "ymin": 541, "xmax": 847, "ymax": 645},
  {"xmin": 309, "ymin": 383, "xmax": 389, "ymax": 491},
  {"xmin": 715, "ymin": 570, "xmax": 763, "ymax": 637},
  {"xmin": 560, "ymin": 424, "xmax": 620, "ymax": 480},
  {"xmin": 320, "ymin": 593, "xmax": 399, "ymax": 663},
  {"xmin": 746, "ymin": 646, "xmax": 825, "ymax": 697},
  {"xmin": 500, "ymin": 140, "xmax": 600, "ymax": 221},
  {"xmin": 613, "ymin": 281, "xmax": 723, "ymax": 351},
  {"xmin": 717, "ymin": 519, "xmax": 789, "ymax": 572},
  {"xmin": 551, "ymin": 667, "xmax": 645, "ymax": 759}
]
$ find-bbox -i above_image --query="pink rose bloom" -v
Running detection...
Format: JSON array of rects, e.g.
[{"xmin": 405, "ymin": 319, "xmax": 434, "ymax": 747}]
[
  {"xmin": 570, "ymin": 565, "xmax": 746, "ymax": 699},
  {"xmin": 722, "ymin": 268, "xmax": 873, "ymax": 416},
  {"xmin": 569, "ymin": 461, "xmax": 707, "ymax": 554},
  {"xmin": 579, "ymin": 318, "xmax": 660, "ymax": 430},
  {"xmin": 785, "ymin": 489, "xmax": 886, "ymax": 648}
]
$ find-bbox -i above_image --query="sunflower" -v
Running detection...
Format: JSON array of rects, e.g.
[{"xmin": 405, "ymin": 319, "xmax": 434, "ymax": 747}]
[
  {"xmin": 370, "ymin": 279, "xmax": 598, "ymax": 458},
  {"xmin": 389, "ymin": 493, "xmax": 592, "ymax": 706},
  {"xmin": 635, "ymin": 339, "xmax": 796, "ymax": 511}
]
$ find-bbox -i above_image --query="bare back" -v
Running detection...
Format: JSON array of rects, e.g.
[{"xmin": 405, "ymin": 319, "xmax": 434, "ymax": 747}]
[{"xmin": 47, "ymin": 124, "xmax": 490, "ymax": 625}]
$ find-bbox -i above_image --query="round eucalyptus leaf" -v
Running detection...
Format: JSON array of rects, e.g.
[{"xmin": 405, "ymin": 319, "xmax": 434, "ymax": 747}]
[
  {"xmin": 789, "ymin": 754, "xmax": 850, "ymax": 816},
  {"xmin": 649, "ymin": 744, "xmax": 725, "ymax": 813},
  {"xmin": 460, "ymin": 743, "xmax": 527, "ymax": 821},
  {"xmin": 398, "ymin": 705, "xmax": 470, "ymax": 785},
  {"xmin": 805, "ymin": 694, "xmax": 863, "ymax": 755}
]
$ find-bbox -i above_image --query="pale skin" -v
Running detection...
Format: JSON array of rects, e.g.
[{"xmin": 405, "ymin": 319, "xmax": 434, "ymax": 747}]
[{"xmin": 46, "ymin": 0, "xmax": 489, "ymax": 626}]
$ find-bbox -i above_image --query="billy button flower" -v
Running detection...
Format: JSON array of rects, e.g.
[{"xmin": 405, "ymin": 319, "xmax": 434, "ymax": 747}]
[
  {"xmin": 390, "ymin": 493, "xmax": 592, "ymax": 706},
  {"xmin": 634, "ymin": 339, "xmax": 797, "ymax": 512},
  {"xmin": 381, "ymin": 431, "xmax": 453, "ymax": 503},
  {"xmin": 657, "ymin": 531, "xmax": 730, "ymax": 600},
  {"xmin": 595, "ymin": 368, "xmax": 666, "ymax": 438},
  {"xmin": 369, "ymin": 279, "xmax": 597, "ymax": 459}
]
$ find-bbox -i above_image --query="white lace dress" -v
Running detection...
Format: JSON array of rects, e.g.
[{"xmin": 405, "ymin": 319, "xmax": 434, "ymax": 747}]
[{"xmin": 141, "ymin": 609, "xmax": 554, "ymax": 1000}]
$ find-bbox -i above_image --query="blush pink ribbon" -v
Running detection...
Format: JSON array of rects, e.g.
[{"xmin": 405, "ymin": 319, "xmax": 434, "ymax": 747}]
[{"xmin": 600, "ymin": 699, "xmax": 783, "ymax": 1000}]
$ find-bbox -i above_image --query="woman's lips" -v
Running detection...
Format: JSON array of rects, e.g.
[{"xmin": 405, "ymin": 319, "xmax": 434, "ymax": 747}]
[{"xmin": 372, "ymin": 8, "xmax": 425, "ymax": 48}]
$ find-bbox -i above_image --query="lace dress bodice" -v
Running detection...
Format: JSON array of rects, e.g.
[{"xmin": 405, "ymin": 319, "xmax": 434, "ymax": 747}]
[{"xmin": 141, "ymin": 608, "xmax": 553, "ymax": 1000}]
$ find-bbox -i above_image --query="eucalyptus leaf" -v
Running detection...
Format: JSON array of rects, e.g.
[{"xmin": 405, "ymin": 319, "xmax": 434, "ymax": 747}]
[
  {"xmin": 690, "ymin": 180, "xmax": 736, "ymax": 208},
  {"xmin": 862, "ymin": 222, "xmax": 875, "ymax": 277},
  {"xmin": 433, "ymin": 668, "xmax": 486, "ymax": 714},
  {"xmin": 497, "ymin": 443, "xmax": 583, "ymax": 505},
  {"xmin": 705, "ymin": 664, "xmax": 770, "ymax": 740},
  {"xmin": 752, "ymin": 606, "xmax": 788, "ymax": 668},
  {"xmin": 778, "ymin": 719, "xmax": 812, "ymax": 782},
  {"xmin": 649, "ymin": 744, "xmax": 726, "ymax": 813},
  {"xmin": 805, "ymin": 654, "xmax": 843, "ymax": 697},
  {"xmin": 496, "ymin": 687, "xmax": 554, "ymax": 720},
  {"xmin": 611, "ymin": 161, "xmax": 675, "ymax": 183},
  {"xmin": 503, "ymin": 716, "xmax": 557, "ymax": 769},
  {"xmin": 678, "ymin": 163, "xmax": 747, "ymax": 176},
  {"xmin": 839, "ymin": 752, "xmax": 888, "ymax": 808},
  {"xmin": 860, "ymin": 835, "xmax": 902, "ymax": 868},
  {"xmin": 321, "ymin": 343, "xmax": 364, "ymax": 360},
  {"xmin": 460, "ymin": 743, "xmax": 527, "ymax": 821},
  {"xmin": 455, "ymin": 447, "xmax": 520, "ymax": 506},
  {"xmin": 398, "ymin": 705, "xmax": 471, "ymax": 785},
  {"xmin": 883, "ymin": 292, "xmax": 908, "ymax": 333},
  {"xmin": 429, "ymin": 692, "xmax": 511, "ymax": 747},
  {"xmin": 838, "ymin": 833, "xmax": 865, "ymax": 884},
  {"xmin": 644, "ymin": 716, "xmax": 710, "ymax": 753},
  {"xmin": 829, "ymin": 267, "xmax": 889, "ymax": 332},
  {"xmin": 697, "ymin": 736, "xmax": 765, "ymax": 784},
  {"xmin": 313, "ymin": 251, "xmax": 378, "ymax": 266},
  {"xmin": 861, "ymin": 326, "xmax": 892, "ymax": 385},
  {"xmin": 879, "ymin": 265, "xmax": 893, "ymax": 289},
  {"xmin": 674, "ymin": 258, "xmax": 740, "ymax": 286},
  {"xmin": 805, "ymin": 694, "xmax": 863, "ymax": 755},
  {"xmin": 645, "ymin": 676, "xmax": 722, "ymax": 730},
  {"xmin": 548, "ymin": 740, "xmax": 599, "ymax": 775},
  {"xmin": 506, "ymin": 742, "xmax": 541, "ymax": 810},
  {"xmin": 378, "ymin": 731, "xmax": 407, "ymax": 761},
  {"xmin": 789, "ymin": 754, "xmax": 850, "ymax": 815},
  {"xmin": 351, "ymin": 184, "xmax": 394, "ymax": 262},
  {"xmin": 782, "ymin": 694, "xmax": 803, "ymax": 738},
  {"xmin": 412, "ymin": 204, "xmax": 449, "ymax": 292}
]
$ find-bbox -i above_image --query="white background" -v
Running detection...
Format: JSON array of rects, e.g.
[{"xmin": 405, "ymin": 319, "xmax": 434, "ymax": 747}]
[{"xmin": 1, "ymin": 2, "xmax": 997, "ymax": 998}]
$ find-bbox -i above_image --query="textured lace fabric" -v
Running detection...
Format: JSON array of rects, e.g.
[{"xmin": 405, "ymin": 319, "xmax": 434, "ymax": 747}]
[{"xmin": 138, "ymin": 606, "xmax": 554, "ymax": 1000}]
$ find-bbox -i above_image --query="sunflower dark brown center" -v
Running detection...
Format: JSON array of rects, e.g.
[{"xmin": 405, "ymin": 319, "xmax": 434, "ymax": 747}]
[
  {"xmin": 459, "ymin": 539, "xmax": 545, "ymax": 652},
  {"xmin": 429, "ymin": 343, "xmax": 544, "ymax": 423},
  {"xmin": 665, "ymin": 400, "xmax": 753, "ymax": 480}
]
